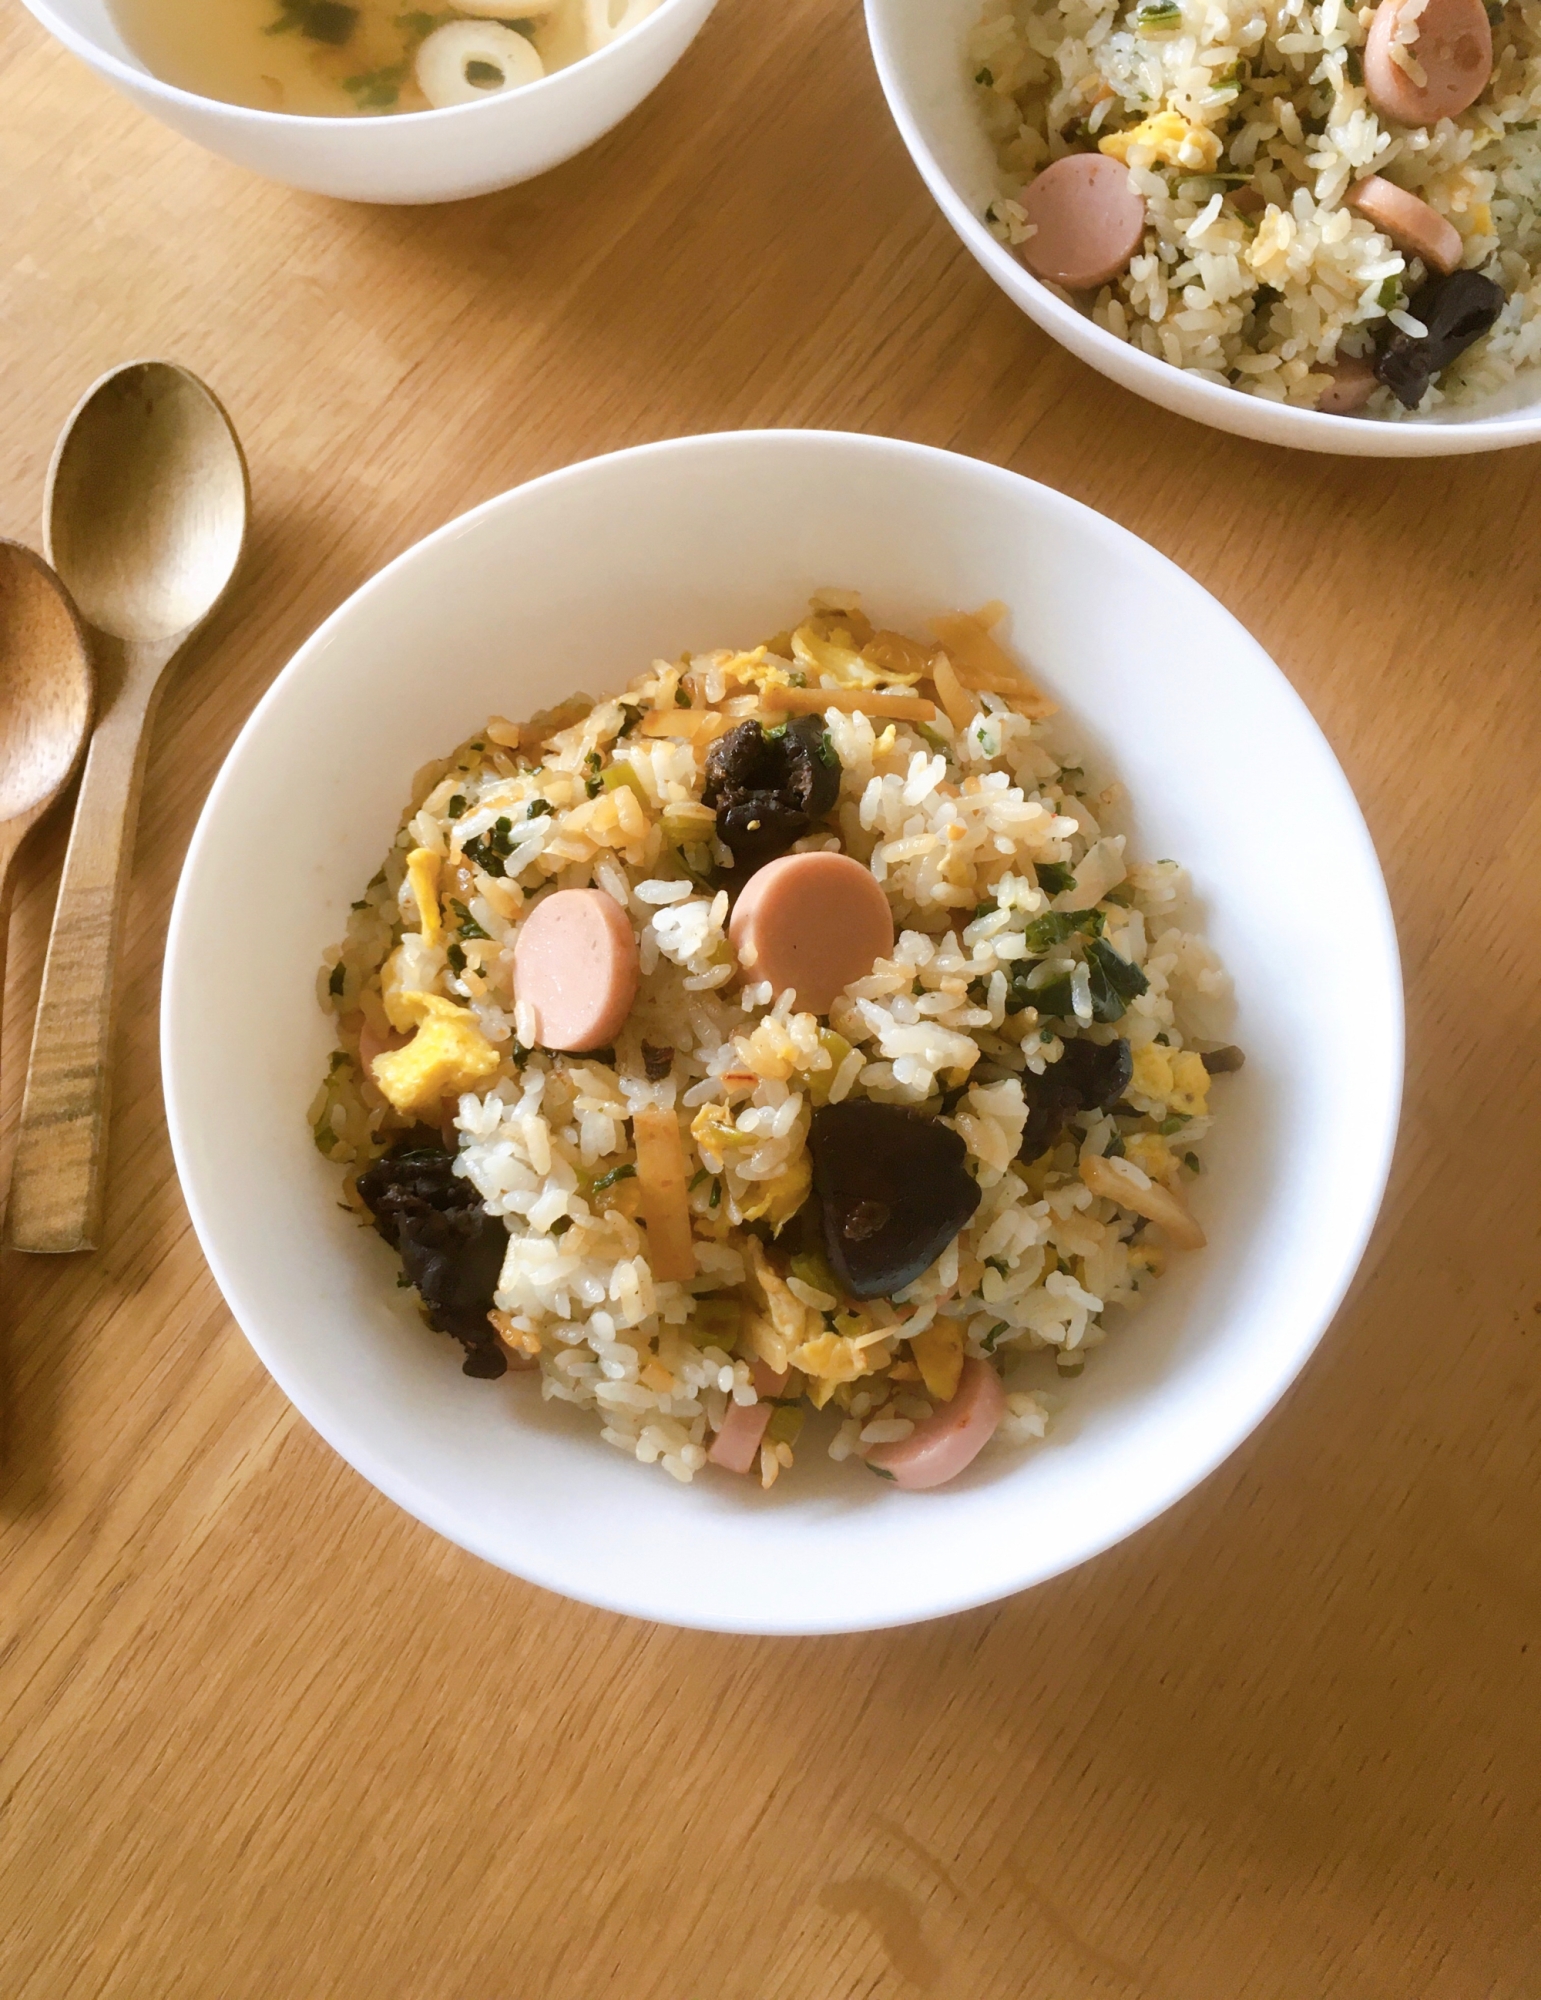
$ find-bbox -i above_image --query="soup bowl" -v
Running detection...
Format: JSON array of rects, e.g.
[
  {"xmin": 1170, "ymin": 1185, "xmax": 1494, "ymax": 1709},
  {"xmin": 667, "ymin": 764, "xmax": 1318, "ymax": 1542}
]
[
  {"xmin": 163, "ymin": 429, "xmax": 1403, "ymax": 1632},
  {"xmin": 20, "ymin": 0, "xmax": 717, "ymax": 203},
  {"xmin": 865, "ymin": 0, "xmax": 1541, "ymax": 456}
]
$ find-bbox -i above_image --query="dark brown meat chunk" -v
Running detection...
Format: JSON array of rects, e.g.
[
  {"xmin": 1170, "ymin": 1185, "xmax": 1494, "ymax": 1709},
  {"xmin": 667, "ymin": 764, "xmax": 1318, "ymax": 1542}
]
[
  {"xmin": 702, "ymin": 718, "xmax": 840, "ymax": 873},
  {"xmin": 1375, "ymin": 270, "xmax": 1504, "ymax": 409},
  {"xmin": 809, "ymin": 1101, "xmax": 981, "ymax": 1298},
  {"xmin": 1019, "ymin": 1037, "xmax": 1133, "ymax": 1160},
  {"xmin": 357, "ymin": 1134, "xmax": 508, "ymax": 1377}
]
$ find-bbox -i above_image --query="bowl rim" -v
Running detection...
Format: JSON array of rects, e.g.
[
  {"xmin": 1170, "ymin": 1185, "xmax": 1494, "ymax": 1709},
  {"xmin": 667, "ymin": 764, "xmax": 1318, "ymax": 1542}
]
[
  {"xmin": 162, "ymin": 428, "xmax": 1405, "ymax": 1632},
  {"xmin": 863, "ymin": 0, "xmax": 1541, "ymax": 456},
  {"xmin": 20, "ymin": 0, "xmax": 700, "ymax": 129}
]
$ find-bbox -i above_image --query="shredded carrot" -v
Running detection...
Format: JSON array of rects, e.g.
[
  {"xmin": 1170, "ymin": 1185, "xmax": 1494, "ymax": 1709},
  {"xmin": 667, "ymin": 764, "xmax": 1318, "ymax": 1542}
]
[
  {"xmin": 632, "ymin": 1104, "xmax": 697, "ymax": 1282},
  {"xmin": 929, "ymin": 610, "xmax": 1058, "ymax": 717},
  {"xmin": 863, "ymin": 629, "xmax": 938, "ymax": 679},
  {"xmin": 638, "ymin": 709, "xmax": 731, "ymax": 742},
  {"xmin": 928, "ymin": 651, "xmax": 980, "ymax": 733},
  {"xmin": 760, "ymin": 688, "xmax": 938, "ymax": 722},
  {"xmin": 1081, "ymin": 1153, "xmax": 1206, "ymax": 1250}
]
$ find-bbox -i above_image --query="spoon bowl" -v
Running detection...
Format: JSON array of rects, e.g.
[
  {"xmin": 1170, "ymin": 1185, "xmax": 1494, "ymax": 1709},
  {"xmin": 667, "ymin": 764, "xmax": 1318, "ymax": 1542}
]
[
  {"xmin": 0, "ymin": 543, "xmax": 93, "ymax": 827},
  {"xmin": 47, "ymin": 363, "xmax": 249, "ymax": 645},
  {"xmin": 7, "ymin": 361, "xmax": 249, "ymax": 1255}
]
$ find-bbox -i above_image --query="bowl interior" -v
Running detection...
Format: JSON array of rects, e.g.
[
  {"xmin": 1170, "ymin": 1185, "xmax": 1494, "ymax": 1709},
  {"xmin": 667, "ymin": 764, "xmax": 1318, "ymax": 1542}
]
[
  {"xmin": 865, "ymin": 0, "xmax": 1541, "ymax": 452},
  {"xmin": 32, "ymin": 0, "xmax": 698, "ymax": 116},
  {"xmin": 164, "ymin": 430, "xmax": 1402, "ymax": 1633}
]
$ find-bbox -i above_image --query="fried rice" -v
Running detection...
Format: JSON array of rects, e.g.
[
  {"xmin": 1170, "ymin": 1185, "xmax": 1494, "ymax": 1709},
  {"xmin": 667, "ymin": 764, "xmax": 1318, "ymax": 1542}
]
[
  {"xmin": 311, "ymin": 594, "xmax": 1236, "ymax": 1490},
  {"xmin": 970, "ymin": 0, "xmax": 1541, "ymax": 412}
]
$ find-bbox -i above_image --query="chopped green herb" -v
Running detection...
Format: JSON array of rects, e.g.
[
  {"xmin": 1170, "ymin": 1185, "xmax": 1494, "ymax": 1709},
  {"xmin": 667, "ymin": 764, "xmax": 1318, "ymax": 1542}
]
[
  {"xmin": 974, "ymin": 900, "xmax": 997, "ymax": 922},
  {"xmin": 328, "ymin": 1050, "xmax": 350, "ymax": 1073},
  {"xmin": 340, "ymin": 59, "xmax": 405, "ymax": 108},
  {"xmin": 1158, "ymin": 1113, "xmax": 1191, "ymax": 1135},
  {"xmin": 448, "ymin": 899, "xmax": 491, "ymax": 940},
  {"xmin": 1022, "ymin": 907, "xmax": 1105, "ymax": 954},
  {"xmin": 1345, "ymin": 45, "xmax": 1364, "ymax": 84},
  {"xmin": 1154, "ymin": 1032, "xmax": 1170, "ymax": 1046},
  {"xmin": 674, "ymin": 686, "xmax": 692, "ymax": 708},
  {"xmin": 1105, "ymin": 1133, "xmax": 1126, "ymax": 1157},
  {"xmin": 328, "ymin": 962, "xmax": 346, "ymax": 997},
  {"xmin": 510, "ymin": 1041, "xmax": 531, "ymax": 1068},
  {"xmin": 591, "ymin": 1163, "xmax": 637, "ymax": 1193},
  {"xmin": 985, "ymin": 1256, "xmax": 1010, "ymax": 1278},
  {"xmin": 526, "ymin": 798, "xmax": 554, "ymax": 819},
  {"xmin": 463, "ymin": 813, "xmax": 516, "ymax": 876},
  {"xmin": 1031, "ymin": 972, "xmax": 1077, "ymax": 1019},
  {"xmin": 1377, "ymin": 275, "xmax": 1402, "ymax": 311},
  {"xmin": 446, "ymin": 942, "xmax": 466, "ymax": 974},
  {"xmin": 1085, "ymin": 937, "xmax": 1149, "ymax": 1023},
  {"xmin": 463, "ymin": 57, "xmax": 504, "ymax": 84},
  {"xmin": 709, "ymin": 1178, "xmax": 721, "ymax": 1209},
  {"xmin": 975, "ymin": 65, "xmax": 994, "ymax": 84},
  {"xmin": 1135, "ymin": 0, "xmax": 1184, "ymax": 31},
  {"xmin": 689, "ymin": 1169, "xmax": 711, "ymax": 1191},
  {"xmin": 1034, "ymin": 861, "xmax": 1076, "ymax": 896},
  {"xmin": 1184, "ymin": 1151, "xmax": 1202, "ymax": 1173},
  {"xmin": 866, "ymin": 1462, "xmax": 897, "ymax": 1481},
  {"xmin": 445, "ymin": 795, "xmax": 466, "ymax": 819},
  {"xmin": 985, "ymin": 202, "xmax": 1000, "ymax": 225},
  {"xmin": 982, "ymin": 1321, "xmax": 1010, "ymax": 1352}
]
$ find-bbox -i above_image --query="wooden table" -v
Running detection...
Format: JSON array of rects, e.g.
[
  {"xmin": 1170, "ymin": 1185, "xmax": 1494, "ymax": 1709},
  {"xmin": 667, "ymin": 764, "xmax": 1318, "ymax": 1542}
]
[{"xmin": 3, "ymin": 2, "xmax": 1539, "ymax": 1992}]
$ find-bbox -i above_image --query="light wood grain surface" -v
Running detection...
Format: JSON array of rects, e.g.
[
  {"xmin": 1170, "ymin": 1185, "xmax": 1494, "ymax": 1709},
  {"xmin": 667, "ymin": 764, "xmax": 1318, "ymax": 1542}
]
[{"xmin": 3, "ymin": 2, "xmax": 1539, "ymax": 1994}]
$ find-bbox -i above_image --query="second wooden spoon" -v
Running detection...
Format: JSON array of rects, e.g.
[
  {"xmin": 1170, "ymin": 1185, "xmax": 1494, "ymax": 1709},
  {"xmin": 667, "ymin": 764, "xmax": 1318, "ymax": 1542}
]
[{"xmin": 7, "ymin": 362, "xmax": 249, "ymax": 1254}]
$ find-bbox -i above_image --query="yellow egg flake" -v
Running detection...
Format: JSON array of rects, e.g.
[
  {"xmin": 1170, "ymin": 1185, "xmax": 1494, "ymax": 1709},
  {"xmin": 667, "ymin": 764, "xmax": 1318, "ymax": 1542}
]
[
  {"xmin": 739, "ymin": 1151, "xmax": 813, "ymax": 1232},
  {"xmin": 790, "ymin": 1331, "xmax": 880, "ymax": 1386},
  {"xmin": 1130, "ymin": 1042, "xmax": 1175, "ymax": 1104},
  {"xmin": 1122, "ymin": 1132, "xmax": 1179, "ymax": 1185},
  {"xmin": 909, "ymin": 1318, "xmax": 965, "ymax": 1403},
  {"xmin": 690, "ymin": 1101, "xmax": 752, "ymax": 1162},
  {"xmin": 405, "ymin": 847, "xmax": 443, "ymax": 948},
  {"xmin": 1167, "ymin": 1050, "xmax": 1211, "ymax": 1118},
  {"xmin": 369, "ymin": 994, "xmax": 499, "ymax": 1116},
  {"xmin": 1100, "ymin": 110, "xmax": 1220, "ymax": 171}
]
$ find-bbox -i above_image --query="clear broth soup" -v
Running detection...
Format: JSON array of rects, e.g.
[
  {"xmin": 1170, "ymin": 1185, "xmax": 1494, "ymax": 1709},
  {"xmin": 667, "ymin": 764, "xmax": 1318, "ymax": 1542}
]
[{"xmin": 109, "ymin": 0, "xmax": 659, "ymax": 116}]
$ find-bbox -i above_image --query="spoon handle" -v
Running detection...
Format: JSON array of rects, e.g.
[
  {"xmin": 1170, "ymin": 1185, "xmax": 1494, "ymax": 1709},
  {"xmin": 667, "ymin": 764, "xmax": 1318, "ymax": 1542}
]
[{"xmin": 6, "ymin": 635, "xmax": 176, "ymax": 1253}]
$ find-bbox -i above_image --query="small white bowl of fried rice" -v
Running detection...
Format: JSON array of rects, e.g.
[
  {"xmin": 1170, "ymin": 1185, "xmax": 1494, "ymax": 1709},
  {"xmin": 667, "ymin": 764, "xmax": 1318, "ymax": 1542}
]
[
  {"xmin": 163, "ymin": 430, "xmax": 1402, "ymax": 1632},
  {"xmin": 867, "ymin": 0, "xmax": 1541, "ymax": 454}
]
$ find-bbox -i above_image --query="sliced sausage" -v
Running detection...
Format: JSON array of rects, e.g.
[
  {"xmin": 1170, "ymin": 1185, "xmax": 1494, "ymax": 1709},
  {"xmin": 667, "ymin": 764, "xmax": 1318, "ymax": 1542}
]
[
  {"xmin": 1017, "ymin": 154, "xmax": 1147, "ymax": 291},
  {"xmin": 728, "ymin": 852, "xmax": 894, "ymax": 1017},
  {"xmin": 865, "ymin": 1356, "xmax": 1005, "ymax": 1491},
  {"xmin": 708, "ymin": 1360, "xmax": 789, "ymax": 1475},
  {"xmin": 1316, "ymin": 352, "xmax": 1380, "ymax": 414},
  {"xmin": 1364, "ymin": 0, "xmax": 1492, "ymax": 126},
  {"xmin": 513, "ymin": 888, "xmax": 639, "ymax": 1051},
  {"xmin": 1347, "ymin": 175, "xmax": 1463, "ymax": 274}
]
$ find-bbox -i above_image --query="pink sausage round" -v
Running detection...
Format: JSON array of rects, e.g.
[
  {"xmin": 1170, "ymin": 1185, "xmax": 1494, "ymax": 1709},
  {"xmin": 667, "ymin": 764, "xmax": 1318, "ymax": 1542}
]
[
  {"xmin": 1316, "ymin": 352, "xmax": 1380, "ymax": 414},
  {"xmin": 728, "ymin": 852, "xmax": 894, "ymax": 1017},
  {"xmin": 1364, "ymin": 0, "xmax": 1492, "ymax": 126},
  {"xmin": 1347, "ymin": 175, "xmax": 1463, "ymax": 274},
  {"xmin": 708, "ymin": 1360, "xmax": 789, "ymax": 1475},
  {"xmin": 1018, "ymin": 154, "xmax": 1147, "ymax": 291},
  {"xmin": 513, "ymin": 888, "xmax": 640, "ymax": 1052},
  {"xmin": 865, "ymin": 1357, "xmax": 1006, "ymax": 1491}
]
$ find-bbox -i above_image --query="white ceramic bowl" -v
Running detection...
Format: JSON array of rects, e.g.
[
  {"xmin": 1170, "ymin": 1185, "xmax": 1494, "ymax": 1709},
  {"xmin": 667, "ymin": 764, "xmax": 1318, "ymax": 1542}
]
[
  {"xmin": 22, "ymin": 0, "xmax": 716, "ymax": 203},
  {"xmin": 164, "ymin": 430, "xmax": 1402, "ymax": 1633},
  {"xmin": 866, "ymin": 0, "xmax": 1541, "ymax": 456}
]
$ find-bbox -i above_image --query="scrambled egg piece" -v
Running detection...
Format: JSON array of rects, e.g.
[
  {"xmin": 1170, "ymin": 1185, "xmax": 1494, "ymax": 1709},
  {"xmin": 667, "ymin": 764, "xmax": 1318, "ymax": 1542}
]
[
  {"xmin": 404, "ymin": 846, "xmax": 443, "ymax": 948},
  {"xmin": 910, "ymin": 1318, "xmax": 965, "ymax": 1403},
  {"xmin": 791, "ymin": 1331, "xmax": 881, "ymax": 1403},
  {"xmin": 1130, "ymin": 1043, "xmax": 1211, "ymax": 1118},
  {"xmin": 1123, "ymin": 1132, "xmax": 1180, "ymax": 1186},
  {"xmin": 370, "ymin": 993, "xmax": 499, "ymax": 1117},
  {"xmin": 690, "ymin": 1102, "xmax": 752, "ymax": 1162},
  {"xmin": 739, "ymin": 1151, "xmax": 812, "ymax": 1232},
  {"xmin": 1100, "ymin": 110, "xmax": 1221, "ymax": 172}
]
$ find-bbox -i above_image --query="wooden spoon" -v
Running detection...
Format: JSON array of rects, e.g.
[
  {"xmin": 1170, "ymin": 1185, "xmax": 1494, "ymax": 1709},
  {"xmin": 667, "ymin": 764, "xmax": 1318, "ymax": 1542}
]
[
  {"xmin": 0, "ymin": 542, "xmax": 93, "ymax": 1115},
  {"xmin": 6, "ymin": 363, "xmax": 249, "ymax": 1254}
]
